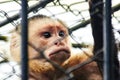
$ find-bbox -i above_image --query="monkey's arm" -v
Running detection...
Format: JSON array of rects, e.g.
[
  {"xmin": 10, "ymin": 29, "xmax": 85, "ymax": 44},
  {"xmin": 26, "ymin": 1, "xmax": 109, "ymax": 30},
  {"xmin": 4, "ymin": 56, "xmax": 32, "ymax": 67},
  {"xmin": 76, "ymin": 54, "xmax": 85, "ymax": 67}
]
[{"xmin": 64, "ymin": 51, "xmax": 102, "ymax": 80}]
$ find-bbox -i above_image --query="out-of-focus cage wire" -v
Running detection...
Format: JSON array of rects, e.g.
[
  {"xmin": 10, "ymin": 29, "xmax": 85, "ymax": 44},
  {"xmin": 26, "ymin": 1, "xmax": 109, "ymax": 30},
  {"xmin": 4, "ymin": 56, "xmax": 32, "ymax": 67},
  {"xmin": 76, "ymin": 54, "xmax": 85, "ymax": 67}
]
[{"xmin": 0, "ymin": 0, "xmax": 120, "ymax": 80}]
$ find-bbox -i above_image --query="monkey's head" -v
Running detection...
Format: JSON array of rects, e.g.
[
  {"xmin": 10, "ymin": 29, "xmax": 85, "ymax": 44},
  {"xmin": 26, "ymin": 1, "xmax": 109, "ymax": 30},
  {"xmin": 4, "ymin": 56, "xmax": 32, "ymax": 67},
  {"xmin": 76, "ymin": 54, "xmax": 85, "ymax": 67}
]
[{"xmin": 10, "ymin": 15, "xmax": 71, "ymax": 66}]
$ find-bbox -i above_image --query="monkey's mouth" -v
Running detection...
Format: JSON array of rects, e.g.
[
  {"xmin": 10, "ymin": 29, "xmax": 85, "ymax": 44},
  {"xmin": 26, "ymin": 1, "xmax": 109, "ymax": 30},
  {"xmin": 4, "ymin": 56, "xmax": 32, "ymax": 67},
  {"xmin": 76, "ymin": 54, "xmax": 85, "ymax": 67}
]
[
  {"xmin": 49, "ymin": 49, "xmax": 70, "ymax": 56},
  {"xmin": 47, "ymin": 48, "xmax": 71, "ymax": 64},
  {"xmin": 48, "ymin": 48, "xmax": 70, "ymax": 64}
]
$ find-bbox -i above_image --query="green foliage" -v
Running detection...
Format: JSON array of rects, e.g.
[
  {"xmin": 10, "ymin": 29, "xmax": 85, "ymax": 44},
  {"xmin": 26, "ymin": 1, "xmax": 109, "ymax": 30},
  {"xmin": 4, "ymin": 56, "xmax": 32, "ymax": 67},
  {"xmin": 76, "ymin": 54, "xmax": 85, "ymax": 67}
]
[
  {"xmin": 72, "ymin": 42, "xmax": 89, "ymax": 48},
  {"xmin": 0, "ymin": 36, "xmax": 7, "ymax": 41}
]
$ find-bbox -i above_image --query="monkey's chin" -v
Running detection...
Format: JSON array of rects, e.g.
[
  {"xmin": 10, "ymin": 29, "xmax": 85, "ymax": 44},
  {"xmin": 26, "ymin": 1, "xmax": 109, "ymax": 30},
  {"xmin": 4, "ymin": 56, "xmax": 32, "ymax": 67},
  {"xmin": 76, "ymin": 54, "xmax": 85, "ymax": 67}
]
[{"xmin": 49, "ymin": 51, "xmax": 70, "ymax": 65}]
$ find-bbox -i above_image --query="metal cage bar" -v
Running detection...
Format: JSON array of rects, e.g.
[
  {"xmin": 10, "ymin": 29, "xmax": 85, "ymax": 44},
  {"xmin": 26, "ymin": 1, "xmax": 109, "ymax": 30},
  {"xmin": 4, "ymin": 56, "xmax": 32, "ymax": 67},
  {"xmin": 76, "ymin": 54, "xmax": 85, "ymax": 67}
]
[
  {"xmin": 20, "ymin": 0, "xmax": 54, "ymax": 80},
  {"xmin": 21, "ymin": 0, "xmax": 28, "ymax": 80},
  {"xmin": 103, "ymin": 0, "xmax": 114, "ymax": 80}
]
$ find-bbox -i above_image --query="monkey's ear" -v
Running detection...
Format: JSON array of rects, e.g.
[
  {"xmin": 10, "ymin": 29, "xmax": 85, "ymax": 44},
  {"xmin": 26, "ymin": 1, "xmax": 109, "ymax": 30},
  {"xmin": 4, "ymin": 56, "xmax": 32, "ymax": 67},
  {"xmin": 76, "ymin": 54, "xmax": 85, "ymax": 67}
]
[{"xmin": 10, "ymin": 32, "xmax": 21, "ymax": 63}]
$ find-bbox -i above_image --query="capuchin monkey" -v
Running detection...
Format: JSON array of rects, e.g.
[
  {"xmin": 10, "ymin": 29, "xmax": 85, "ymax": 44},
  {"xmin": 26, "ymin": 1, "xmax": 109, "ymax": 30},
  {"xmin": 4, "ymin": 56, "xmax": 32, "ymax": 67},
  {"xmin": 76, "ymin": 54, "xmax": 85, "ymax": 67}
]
[{"xmin": 10, "ymin": 14, "xmax": 102, "ymax": 80}]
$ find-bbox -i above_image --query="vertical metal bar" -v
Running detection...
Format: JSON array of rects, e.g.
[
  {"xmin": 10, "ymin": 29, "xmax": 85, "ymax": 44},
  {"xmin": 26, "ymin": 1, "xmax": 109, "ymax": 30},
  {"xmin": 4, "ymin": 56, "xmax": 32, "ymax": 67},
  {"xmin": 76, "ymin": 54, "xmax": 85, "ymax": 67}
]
[
  {"xmin": 103, "ymin": 0, "xmax": 114, "ymax": 80},
  {"xmin": 21, "ymin": 0, "xmax": 28, "ymax": 80}
]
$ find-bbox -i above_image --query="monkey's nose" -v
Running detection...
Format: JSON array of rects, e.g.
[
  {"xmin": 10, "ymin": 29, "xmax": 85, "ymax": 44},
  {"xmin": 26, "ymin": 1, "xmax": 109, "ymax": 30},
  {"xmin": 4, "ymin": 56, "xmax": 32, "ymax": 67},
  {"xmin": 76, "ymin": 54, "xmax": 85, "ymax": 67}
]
[
  {"xmin": 54, "ymin": 38, "xmax": 64, "ymax": 46},
  {"xmin": 54, "ymin": 39, "xmax": 60, "ymax": 45}
]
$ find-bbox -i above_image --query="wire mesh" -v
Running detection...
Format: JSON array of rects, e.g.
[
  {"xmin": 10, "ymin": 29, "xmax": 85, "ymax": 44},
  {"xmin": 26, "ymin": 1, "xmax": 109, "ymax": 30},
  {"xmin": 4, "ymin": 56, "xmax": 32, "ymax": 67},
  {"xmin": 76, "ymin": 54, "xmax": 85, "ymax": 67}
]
[{"xmin": 0, "ymin": 0, "xmax": 120, "ymax": 80}]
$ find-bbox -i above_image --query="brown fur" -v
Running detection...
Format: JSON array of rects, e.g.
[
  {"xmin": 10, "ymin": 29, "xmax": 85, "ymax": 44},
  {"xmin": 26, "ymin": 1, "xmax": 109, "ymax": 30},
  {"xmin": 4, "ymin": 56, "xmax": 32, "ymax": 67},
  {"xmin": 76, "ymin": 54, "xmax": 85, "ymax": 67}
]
[{"xmin": 28, "ymin": 51, "xmax": 102, "ymax": 80}]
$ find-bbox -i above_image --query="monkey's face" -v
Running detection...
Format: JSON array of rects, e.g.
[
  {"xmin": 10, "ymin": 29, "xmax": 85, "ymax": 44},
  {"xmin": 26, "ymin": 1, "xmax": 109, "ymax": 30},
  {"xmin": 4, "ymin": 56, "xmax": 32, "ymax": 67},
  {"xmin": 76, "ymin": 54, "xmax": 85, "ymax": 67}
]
[{"xmin": 28, "ymin": 19, "xmax": 71, "ymax": 65}]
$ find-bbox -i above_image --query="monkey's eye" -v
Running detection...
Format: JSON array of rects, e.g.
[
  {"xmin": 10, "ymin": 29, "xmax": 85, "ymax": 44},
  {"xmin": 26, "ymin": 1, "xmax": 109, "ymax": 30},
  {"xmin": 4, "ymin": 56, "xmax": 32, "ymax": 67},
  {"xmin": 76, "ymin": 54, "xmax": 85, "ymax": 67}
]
[
  {"xmin": 59, "ymin": 31, "xmax": 65, "ymax": 37},
  {"xmin": 43, "ymin": 32, "xmax": 51, "ymax": 38}
]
